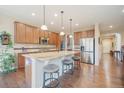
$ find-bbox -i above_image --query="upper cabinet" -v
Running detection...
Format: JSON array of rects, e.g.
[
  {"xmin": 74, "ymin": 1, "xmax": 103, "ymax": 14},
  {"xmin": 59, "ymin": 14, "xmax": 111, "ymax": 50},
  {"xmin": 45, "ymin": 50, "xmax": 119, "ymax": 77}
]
[
  {"xmin": 87, "ymin": 30, "xmax": 94, "ymax": 37},
  {"xmin": 48, "ymin": 32, "xmax": 56, "ymax": 45},
  {"xmin": 74, "ymin": 32, "xmax": 81, "ymax": 45},
  {"xmin": 15, "ymin": 22, "xmax": 26, "ymax": 43},
  {"xmin": 14, "ymin": 22, "xmax": 60, "ymax": 46},
  {"xmin": 74, "ymin": 30, "xmax": 94, "ymax": 45},
  {"xmin": 33, "ymin": 27, "xmax": 40, "ymax": 44},
  {"xmin": 25, "ymin": 25, "xmax": 33, "ymax": 43},
  {"xmin": 15, "ymin": 22, "xmax": 40, "ymax": 44}
]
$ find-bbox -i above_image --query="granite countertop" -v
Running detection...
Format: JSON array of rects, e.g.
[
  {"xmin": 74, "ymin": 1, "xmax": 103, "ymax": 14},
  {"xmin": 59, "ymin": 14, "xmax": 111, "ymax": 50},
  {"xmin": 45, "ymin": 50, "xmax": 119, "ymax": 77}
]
[{"xmin": 23, "ymin": 51, "xmax": 80, "ymax": 61}]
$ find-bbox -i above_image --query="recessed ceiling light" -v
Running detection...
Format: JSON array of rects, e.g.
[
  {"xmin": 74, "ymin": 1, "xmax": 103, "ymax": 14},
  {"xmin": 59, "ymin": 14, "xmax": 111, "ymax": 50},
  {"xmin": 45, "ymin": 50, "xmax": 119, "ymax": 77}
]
[
  {"xmin": 122, "ymin": 9, "xmax": 124, "ymax": 13},
  {"xmin": 54, "ymin": 13, "xmax": 58, "ymax": 17},
  {"xmin": 109, "ymin": 25, "xmax": 113, "ymax": 28},
  {"xmin": 75, "ymin": 24, "xmax": 79, "ymax": 26},
  {"xmin": 62, "ymin": 26, "xmax": 64, "ymax": 29},
  {"xmin": 50, "ymin": 22, "xmax": 54, "ymax": 25},
  {"xmin": 32, "ymin": 13, "xmax": 36, "ymax": 16}
]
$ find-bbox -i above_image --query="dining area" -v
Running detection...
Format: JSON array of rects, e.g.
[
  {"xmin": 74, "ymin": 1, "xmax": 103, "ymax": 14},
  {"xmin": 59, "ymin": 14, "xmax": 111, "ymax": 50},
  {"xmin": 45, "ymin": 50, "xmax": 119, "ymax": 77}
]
[{"xmin": 110, "ymin": 45, "xmax": 124, "ymax": 62}]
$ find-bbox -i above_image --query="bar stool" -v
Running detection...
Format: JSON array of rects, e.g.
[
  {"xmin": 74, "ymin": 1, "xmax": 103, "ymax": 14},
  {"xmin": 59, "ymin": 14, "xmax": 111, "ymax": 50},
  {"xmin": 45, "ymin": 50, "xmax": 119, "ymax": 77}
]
[
  {"xmin": 72, "ymin": 56, "xmax": 81, "ymax": 69},
  {"xmin": 62, "ymin": 59, "xmax": 74, "ymax": 75},
  {"xmin": 43, "ymin": 64, "xmax": 60, "ymax": 88}
]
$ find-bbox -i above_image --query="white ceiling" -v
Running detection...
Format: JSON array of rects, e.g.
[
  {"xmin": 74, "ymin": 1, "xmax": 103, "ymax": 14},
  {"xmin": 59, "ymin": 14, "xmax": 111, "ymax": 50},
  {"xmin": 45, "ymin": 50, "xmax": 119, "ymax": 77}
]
[{"xmin": 0, "ymin": 5, "xmax": 124, "ymax": 33}]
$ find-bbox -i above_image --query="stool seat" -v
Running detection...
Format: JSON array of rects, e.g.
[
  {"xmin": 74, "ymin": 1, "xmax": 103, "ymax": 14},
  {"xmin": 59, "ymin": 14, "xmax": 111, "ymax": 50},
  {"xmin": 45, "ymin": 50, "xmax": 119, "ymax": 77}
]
[
  {"xmin": 62, "ymin": 59, "xmax": 74, "ymax": 74},
  {"xmin": 62, "ymin": 59, "xmax": 73, "ymax": 64},
  {"xmin": 43, "ymin": 64, "xmax": 59, "ymax": 73},
  {"xmin": 72, "ymin": 56, "xmax": 81, "ymax": 69},
  {"xmin": 43, "ymin": 64, "xmax": 60, "ymax": 88},
  {"xmin": 72, "ymin": 56, "xmax": 80, "ymax": 61}
]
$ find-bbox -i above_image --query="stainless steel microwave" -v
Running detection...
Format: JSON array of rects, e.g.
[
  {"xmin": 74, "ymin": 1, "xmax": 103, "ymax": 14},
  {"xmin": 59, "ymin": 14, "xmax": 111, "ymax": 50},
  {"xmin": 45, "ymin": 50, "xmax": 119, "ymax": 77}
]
[{"xmin": 39, "ymin": 37, "xmax": 48, "ymax": 45}]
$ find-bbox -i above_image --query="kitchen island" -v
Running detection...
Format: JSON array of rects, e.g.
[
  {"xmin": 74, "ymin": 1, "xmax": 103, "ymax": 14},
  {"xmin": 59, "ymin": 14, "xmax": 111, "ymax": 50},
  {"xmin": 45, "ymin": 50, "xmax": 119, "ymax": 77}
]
[{"xmin": 23, "ymin": 51, "xmax": 80, "ymax": 88}]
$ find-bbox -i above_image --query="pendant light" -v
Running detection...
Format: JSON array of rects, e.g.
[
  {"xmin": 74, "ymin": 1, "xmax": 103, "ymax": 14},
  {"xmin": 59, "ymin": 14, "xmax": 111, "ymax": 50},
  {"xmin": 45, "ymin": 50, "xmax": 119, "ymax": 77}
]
[
  {"xmin": 69, "ymin": 18, "xmax": 73, "ymax": 38},
  {"xmin": 60, "ymin": 11, "xmax": 65, "ymax": 36},
  {"xmin": 41, "ymin": 5, "xmax": 48, "ymax": 30}
]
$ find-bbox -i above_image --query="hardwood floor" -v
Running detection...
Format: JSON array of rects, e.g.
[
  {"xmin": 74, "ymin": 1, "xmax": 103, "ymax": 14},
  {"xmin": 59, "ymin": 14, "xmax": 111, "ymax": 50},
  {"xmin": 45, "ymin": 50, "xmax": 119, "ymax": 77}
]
[
  {"xmin": 60, "ymin": 54, "xmax": 124, "ymax": 88},
  {"xmin": 0, "ymin": 69, "xmax": 27, "ymax": 88},
  {"xmin": 0, "ymin": 54, "xmax": 124, "ymax": 88}
]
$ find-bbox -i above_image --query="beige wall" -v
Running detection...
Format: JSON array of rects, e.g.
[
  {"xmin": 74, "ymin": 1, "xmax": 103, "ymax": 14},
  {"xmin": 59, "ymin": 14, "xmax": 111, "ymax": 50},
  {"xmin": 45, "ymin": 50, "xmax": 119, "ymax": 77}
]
[
  {"xmin": 119, "ymin": 31, "xmax": 124, "ymax": 45},
  {"xmin": 102, "ymin": 38, "xmax": 113, "ymax": 53},
  {"xmin": 0, "ymin": 15, "xmax": 15, "ymax": 44}
]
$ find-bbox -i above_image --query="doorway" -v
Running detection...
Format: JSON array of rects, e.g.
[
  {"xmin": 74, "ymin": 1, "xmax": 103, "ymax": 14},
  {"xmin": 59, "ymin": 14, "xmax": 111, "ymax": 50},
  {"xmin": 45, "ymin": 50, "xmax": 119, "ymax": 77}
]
[{"xmin": 102, "ymin": 38, "xmax": 113, "ymax": 54}]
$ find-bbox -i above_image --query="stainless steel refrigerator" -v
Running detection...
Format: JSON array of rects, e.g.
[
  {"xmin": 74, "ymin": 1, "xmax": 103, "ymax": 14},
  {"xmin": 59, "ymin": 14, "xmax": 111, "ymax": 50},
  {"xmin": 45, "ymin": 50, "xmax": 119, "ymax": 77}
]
[{"xmin": 80, "ymin": 38, "xmax": 95, "ymax": 64}]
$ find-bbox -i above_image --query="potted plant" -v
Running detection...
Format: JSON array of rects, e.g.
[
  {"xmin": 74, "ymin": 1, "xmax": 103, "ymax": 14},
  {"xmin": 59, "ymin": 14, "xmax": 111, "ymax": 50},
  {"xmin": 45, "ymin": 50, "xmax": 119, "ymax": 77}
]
[{"xmin": 0, "ymin": 31, "xmax": 16, "ymax": 74}]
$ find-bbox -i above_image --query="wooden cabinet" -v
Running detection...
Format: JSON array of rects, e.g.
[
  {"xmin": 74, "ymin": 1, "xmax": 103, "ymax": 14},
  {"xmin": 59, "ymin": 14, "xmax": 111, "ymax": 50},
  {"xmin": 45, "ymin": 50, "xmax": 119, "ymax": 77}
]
[
  {"xmin": 33, "ymin": 27, "xmax": 40, "ymax": 44},
  {"xmin": 56, "ymin": 33, "xmax": 60, "ymax": 49},
  {"xmin": 74, "ymin": 32, "xmax": 81, "ymax": 45},
  {"xmin": 15, "ymin": 21, "xmax": 60, "ymax": 46},
  {"xmin": 48, "ymin": 32, "xmax": 53, "ymax": 45},
  {"xmin": 15, "ymin": 22, "xmax": 40, "ymax": 44},
  {"xmin": 87, "ymin": 30, "xmax": 94, "ymax": 37},
  {"xmin": 44, "ymin": 31, "xmax": 49, "ymax": 38},
  {"xmin": 74, "ymin": 30, "xmax": 94, "ymax": 45},
  {"xmin": 18, "ymin": 53, "xmax": 25, "ymax": 69},
  {"xmin": 25, "ymin": 25, "xmax": 33, "ymax": 43},
  {"xmin": 15, "ymin": 22, "xmax": 26, "ymax": 43},
  {"xmin": 48, "ymin": 32, "xmax": 55, "ymax": 45},
  {"xmin": 40, "ymin": 30, "xmax": 45, "ymax": 39},
  {"xmin": 48, "ymin": 32, "xmax": 60, "ymax": 47},
  {"xmin": 53, "ymin": 33, "xmax": 58, "ymax": 45},
  {"xmin": 82, "ymin": 31, "xmax": 88, "ymax": 38}
]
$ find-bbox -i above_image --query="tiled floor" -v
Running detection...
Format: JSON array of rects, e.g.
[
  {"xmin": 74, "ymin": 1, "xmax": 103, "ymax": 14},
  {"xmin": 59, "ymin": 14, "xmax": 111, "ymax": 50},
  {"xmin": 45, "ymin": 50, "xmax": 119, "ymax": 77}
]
[{"xmin": 0, "ymin": 54, "xmax": 124, "ymax": 88}]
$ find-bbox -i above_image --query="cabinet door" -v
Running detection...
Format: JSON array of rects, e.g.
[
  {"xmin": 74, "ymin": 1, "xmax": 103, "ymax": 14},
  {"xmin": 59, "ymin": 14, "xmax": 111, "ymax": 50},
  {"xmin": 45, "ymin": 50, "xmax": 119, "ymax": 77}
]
[
  {"xmin": 56, "ymin": 33, "xmax": 60, "ymax": 49},
  {"xmin": 48, "ymin": 32, "xmax": 54, "ymax": 45},
  {"xmin": 18, "ymin": 54, "xmax": 25, "ymax": 69},
  {"xmin": 33, "ymin": 27, "xmax": 40, "ymax": 44},
  {"xmin": 74, "ymin": 32, "xmax": 78, "ymax": 45},
  {"xmin": 15, "ymin": 22, "xmax": 26, "ymax": 43},
  {"xmin": 40, "ymin": 30, "xmax": 45, "ymax": 39},
  {"xmin": 87, "ymin": 30, "xmax": 94, "ymax": 37},
  {"xmin": 48, "ymin": 32, "xmax": 52, "ymax": 44},
  {"xmin": 25, "ymin": 25, "xmax": 33, "ymax": 43},
  {"xmin": 90, "ymin": 30, "xmax": 94, "ymax": 37},
  {"xmin": 53, "ymin": 32, "xmax": 57, "ymax": 45},
  {"xmin": 74, "ymin": 32, "xmax": 81, "ymax": 45},
  {"xmin": 44, "ymin": 31, "xmax": 48, "ymax": 38},
  {"xmin": 82, "ymin": 31, "xmax": 88, "ymax": 38}
]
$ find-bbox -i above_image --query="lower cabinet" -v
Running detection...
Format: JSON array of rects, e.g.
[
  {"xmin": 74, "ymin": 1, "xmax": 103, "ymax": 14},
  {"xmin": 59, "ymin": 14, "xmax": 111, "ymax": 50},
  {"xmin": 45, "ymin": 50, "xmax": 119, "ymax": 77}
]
[{"xmin": 18, "ymin": 53, "xmax": 25, "ymax": 69}]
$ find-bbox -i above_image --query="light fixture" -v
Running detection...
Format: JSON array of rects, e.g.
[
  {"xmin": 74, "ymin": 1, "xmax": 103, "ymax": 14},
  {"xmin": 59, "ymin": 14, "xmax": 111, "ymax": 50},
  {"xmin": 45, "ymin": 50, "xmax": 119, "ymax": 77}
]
[
  {"xmin": 60, "ymin": 32, "xmax": 65, "ymax": 36},
  {"xmin": 32, "ymin": 13, "xmax": 36, "ymax": 16},
  {"xmin": 122, "ymin": 9, "xmax": 124, "ymax": 13},
  {"xmin": 41, "ymin": 5, "xmax": 48, "ymax": 30},
  {"xmin": 50, "ymin": 22, "xmax": 54, "ymax": 25},
  {"xmin": 69, "ymin": 18, "xmax": 73, "ymax": 38},
  {"xmin": 69, "ymin": 35, "xmax": 73, "ymax": 38},
  {"xmin": 60, "ymin": 11, "xmax": 65, "ymax": 36},
  {"xmin": 54, "ymin": 13, "xmax": 58, "ymax": 17},
  {"xmin": 109, "ymin": 25, "xmax": 113, "ymax": 28},
  {"xmin": 62, "ymin": 26, "xmax": 64, "ymax": 29},
  {"xmin": 75, "ymin": 23, "xmax": 79, "ymax": 26}
]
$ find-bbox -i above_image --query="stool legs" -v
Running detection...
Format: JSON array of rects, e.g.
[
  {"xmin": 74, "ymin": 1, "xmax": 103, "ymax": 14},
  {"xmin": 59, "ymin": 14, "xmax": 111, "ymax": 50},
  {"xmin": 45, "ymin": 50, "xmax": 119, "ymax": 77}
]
[
  {"xmin": 62, "ymin": 63, "xmax": 74, "ymax": 75},
  {"xmin": 74, "ymin": 60, "xmax": 81, "ymax": 69},
  {"xmin": 43, "ymin": 71, "xmax": 60, "ymax": 88}
]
